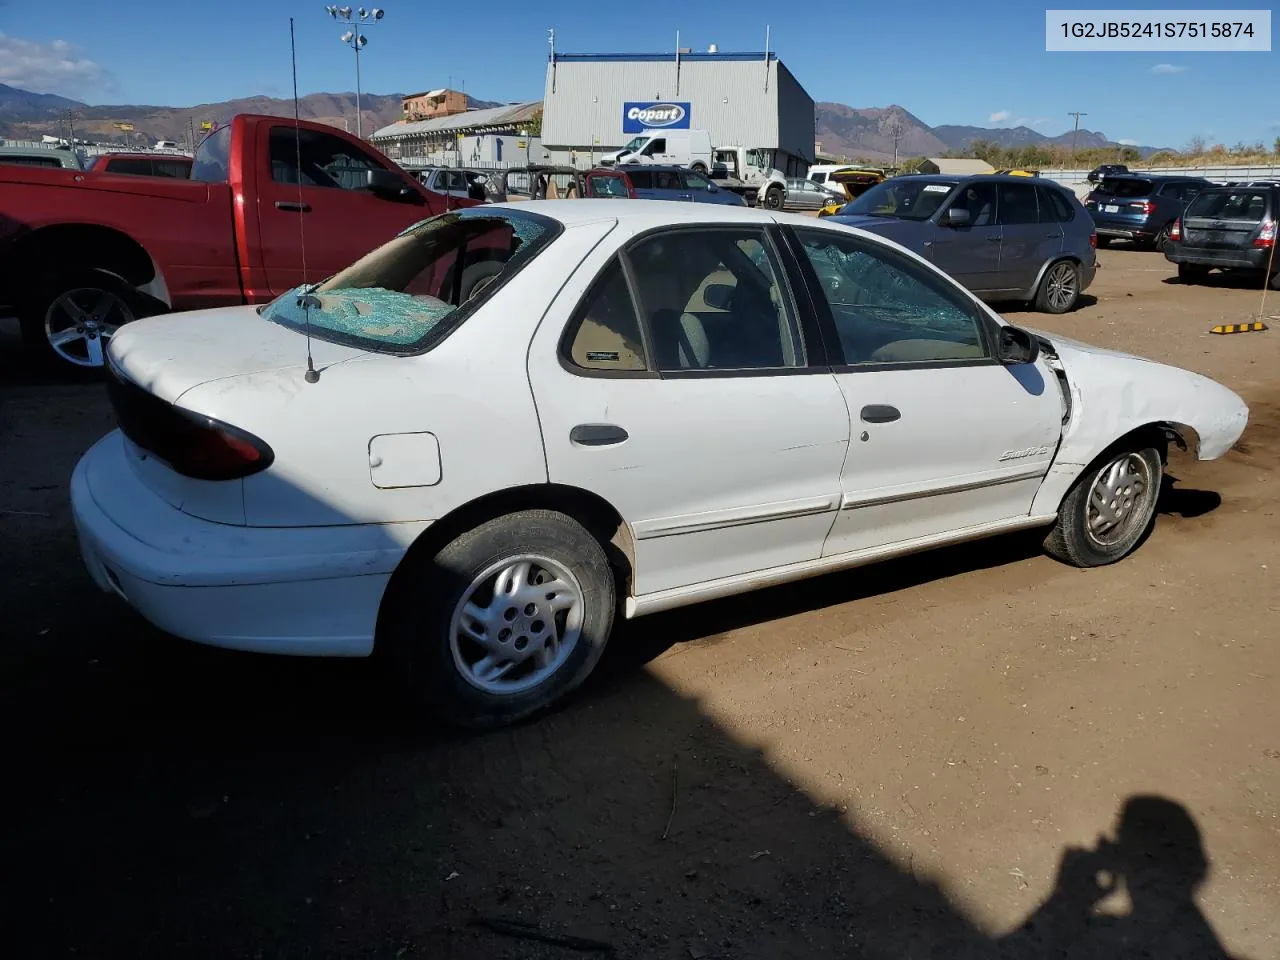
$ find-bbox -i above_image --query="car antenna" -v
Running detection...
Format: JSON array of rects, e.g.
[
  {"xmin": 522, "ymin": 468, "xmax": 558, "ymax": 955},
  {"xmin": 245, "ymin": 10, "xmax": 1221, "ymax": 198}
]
[{"xmin": 289, "ymin": 16, "xmax": 321, "ymax": 384}]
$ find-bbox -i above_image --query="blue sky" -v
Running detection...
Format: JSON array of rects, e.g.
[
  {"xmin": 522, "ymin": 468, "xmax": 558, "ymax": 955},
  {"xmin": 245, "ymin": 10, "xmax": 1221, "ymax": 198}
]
[{"xmin": 2, "ymin": 0, "xmax": 1276, "ymax": 148}]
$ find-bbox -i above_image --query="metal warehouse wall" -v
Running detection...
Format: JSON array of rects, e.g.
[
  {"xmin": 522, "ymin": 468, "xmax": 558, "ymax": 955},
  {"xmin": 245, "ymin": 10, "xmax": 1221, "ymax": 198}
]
[{"xmin": 542, "ymin": 54, "xmax": 814, "ymax": 159}]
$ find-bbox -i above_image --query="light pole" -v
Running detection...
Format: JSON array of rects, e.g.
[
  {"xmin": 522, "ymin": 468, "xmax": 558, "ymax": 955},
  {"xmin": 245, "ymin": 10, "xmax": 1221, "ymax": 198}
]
[
  {"xmin": 1068, "ymin": 111, "xmax": 1088, "ymax": 168},
  {"xmin": 325, "ymin": 5, "xmax": 384, "ymax": 139}
]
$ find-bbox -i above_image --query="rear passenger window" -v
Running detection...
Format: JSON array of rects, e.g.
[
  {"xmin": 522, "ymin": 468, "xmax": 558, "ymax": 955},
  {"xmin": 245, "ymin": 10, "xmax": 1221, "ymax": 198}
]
[
  {"xmin": 563, "ymin": 259, "xmax": 648, "ymax": 372},
  {"xmin": 627, "ymin": 170, "xmax": 654, "ymax": 189},
  {"xmin": 996, "ymin": 183, "xmax": 1039, "ymax": 225},
  {"xmin": 626, "ymin": 229, "xmax": 804, "ymax": 372},
  {"xmin": 654, "ymin": 170, "xmax": 682, "ymax": 190},
  {"xmin": 1037, "ymin": 185, "xmax": 1075, "ymax": 223}
]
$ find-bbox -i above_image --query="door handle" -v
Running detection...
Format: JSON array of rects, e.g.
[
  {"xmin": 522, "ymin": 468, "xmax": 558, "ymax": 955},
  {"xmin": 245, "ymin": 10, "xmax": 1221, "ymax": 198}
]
[
  {"xmin": 275, "ymin": 200, "xmax": 312, "ymax": 212},
  {"xmin": 570, "ymin": 424, "xmax": 629, "ymax": 447},
  {"xmin": 860, "ymin": 404, "xmax": 901, "ymax": 423}
]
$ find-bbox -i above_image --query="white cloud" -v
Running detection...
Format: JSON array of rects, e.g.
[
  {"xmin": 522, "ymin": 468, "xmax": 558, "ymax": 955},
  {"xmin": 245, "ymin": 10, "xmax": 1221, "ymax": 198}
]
[
  {"xmin": 1117, "ymin": 138, "xmax": 1139, "ymax": 146},
  {"xmin": 0, "ymin": 32, "xmax": 107, "ymax": 96},
  {"xmin": 1150, "ymin": 63, "xmax": 1187, "ymax": 74},
  {"xmin": 988, "ymin": 110, "xmax": 1011, "ymax": 123},
  {"xmin": 1031, "ymin": 118, "xmax": 1051, "ymax": 126}
]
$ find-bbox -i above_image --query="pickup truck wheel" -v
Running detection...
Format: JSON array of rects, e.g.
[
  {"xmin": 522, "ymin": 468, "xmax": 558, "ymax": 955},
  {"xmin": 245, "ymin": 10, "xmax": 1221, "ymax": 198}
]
[
  {"xmin": 382, "ymin": 509, "xmax": 616, "ymax": 728},
  {"xmin": 689, "ymin": 162, "xmax": 708, "ymax": 175},
  {"xmin": 763, "ymin": 186, "xmax": 784, "ymax": 211},
  {"xmin": 1044, "ymin": 444, "xmax": 1163, "ymax": 568},
  {"xmin": 1034, "ymin": 260, "xmax": 1080, "ymax": 313},
  {"xmin": 1178, "ymin": 263, "xmax": 1210, "ymax": 284},
  {"xmin": 19, "ymin": 269, "xmax": 148, "ymax": 376}
]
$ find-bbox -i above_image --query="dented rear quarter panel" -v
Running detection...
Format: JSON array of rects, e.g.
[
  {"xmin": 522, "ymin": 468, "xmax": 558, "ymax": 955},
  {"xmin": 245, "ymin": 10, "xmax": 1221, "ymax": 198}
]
[{"xmin": 1027, "ymin": 331, "xmax": 1249, "ymax": 516}]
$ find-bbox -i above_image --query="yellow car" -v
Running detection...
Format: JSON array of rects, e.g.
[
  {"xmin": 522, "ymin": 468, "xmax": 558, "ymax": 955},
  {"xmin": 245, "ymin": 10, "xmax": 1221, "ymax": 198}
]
[
  {"xmin": 817, "ymin": 169, "xmax": 887, "ymax": 217},
  {"xmin": 993, "ymin": 169, "xmax": 1040, "ymax": 177}
]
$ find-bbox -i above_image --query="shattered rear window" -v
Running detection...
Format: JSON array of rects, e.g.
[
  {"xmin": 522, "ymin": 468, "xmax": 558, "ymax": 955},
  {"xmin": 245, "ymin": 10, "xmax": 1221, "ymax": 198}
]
[{"xmin": 261, "ymin": 208, "xmax": 560, "ymax": 353}]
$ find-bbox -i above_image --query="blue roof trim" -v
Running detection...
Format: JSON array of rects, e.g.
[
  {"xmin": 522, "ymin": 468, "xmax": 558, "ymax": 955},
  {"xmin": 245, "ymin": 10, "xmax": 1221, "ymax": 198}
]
[{"xmin": 551, "ymin": 52, "xmax": 778, "ymax": 63}]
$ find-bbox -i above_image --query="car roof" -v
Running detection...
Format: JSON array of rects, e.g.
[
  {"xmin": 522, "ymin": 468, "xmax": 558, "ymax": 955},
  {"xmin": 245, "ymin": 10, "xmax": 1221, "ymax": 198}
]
[
  {"xmin": 612, "ymin": 164, "xmax": 687, "ymax": 173},
  {"xmin": 94, "ymin": 152, "xmax": 191, "ymax": 162},
  {"xmin": 489, "ymin": 199, "xmax": 826, "ymax": 229}
]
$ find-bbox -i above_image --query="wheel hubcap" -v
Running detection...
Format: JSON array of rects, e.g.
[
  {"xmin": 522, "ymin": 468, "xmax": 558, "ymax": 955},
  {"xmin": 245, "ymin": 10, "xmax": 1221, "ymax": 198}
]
[
  {"xmin": 449, "ymin": 555, "xmax": 584, "ymax": 695},
  {"xmin": 1046, "ymin": 264, "xmax": 1077, "ymax": 310},
  {"xmin": 45, "ymin": 287, "xmax": 133, "ymax": 368},
  {"xmin": 1086, "ymin": 453, "xmax": 1153, "ymax": 546}
]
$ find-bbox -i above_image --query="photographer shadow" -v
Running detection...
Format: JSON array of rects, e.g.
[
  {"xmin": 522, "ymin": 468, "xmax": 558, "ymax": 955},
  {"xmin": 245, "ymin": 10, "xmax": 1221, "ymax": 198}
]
[{"xmin": 996, "ymin": 795, "xmax": 1243, "ymax": 960}]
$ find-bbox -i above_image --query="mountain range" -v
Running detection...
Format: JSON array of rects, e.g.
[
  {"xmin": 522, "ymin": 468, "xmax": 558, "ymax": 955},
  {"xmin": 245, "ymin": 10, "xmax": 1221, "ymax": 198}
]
[{"xmin": 0, "ymin": 82, "xmax": 1165, "ymax": 157}]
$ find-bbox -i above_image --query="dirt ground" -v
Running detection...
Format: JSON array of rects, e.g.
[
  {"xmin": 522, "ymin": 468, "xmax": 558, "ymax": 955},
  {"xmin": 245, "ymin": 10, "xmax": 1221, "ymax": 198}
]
[{"xmin": 1, "ymin": 248, "xmax": 1278, "ymax": 960}]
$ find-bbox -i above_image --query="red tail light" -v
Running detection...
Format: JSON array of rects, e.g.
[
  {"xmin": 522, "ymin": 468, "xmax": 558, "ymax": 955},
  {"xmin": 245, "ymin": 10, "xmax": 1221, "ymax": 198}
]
[
  {"xmin": 1255, "ymin": 219, "xmax": 1276, "ymax": 248},
  {"xmin": 1089, "ymin": 231, "xmax": 1097, "ymax": 248},
  {"xmin": 1169, "ymin": 219, "xmax": 1182, "ymax": 241},
  {"xmin": 106, "ymin": 363, "xmax": 274, "ymax": 481},
  {"xmin": 1131, "ymin": 200, "xmax": 1155, "ymax": 215}
]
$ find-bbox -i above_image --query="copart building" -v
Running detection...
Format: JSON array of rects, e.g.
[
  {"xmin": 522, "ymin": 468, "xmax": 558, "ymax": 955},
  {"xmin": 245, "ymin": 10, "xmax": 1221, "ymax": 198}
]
[{"xmin": 540, "ymin": 50, "xmax": 815, "ymax": 176}]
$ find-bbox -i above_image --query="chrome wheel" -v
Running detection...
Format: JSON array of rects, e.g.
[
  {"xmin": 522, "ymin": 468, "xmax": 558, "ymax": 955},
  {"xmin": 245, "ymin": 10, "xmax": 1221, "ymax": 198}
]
[
  {"xmin": 449, "ymin": 555, "xmax": 585, "ymax": 695},
  {"xmin": 44, "ymin": 287, "xmax": 133, "ymax": 368},
  {"xmin": 1044, "ymin": 262, "xmax": 1078, "ymax": 312},
  {"xmin": 1086, "ymin": 452, "xmax": 1154, "ymax": 547}
]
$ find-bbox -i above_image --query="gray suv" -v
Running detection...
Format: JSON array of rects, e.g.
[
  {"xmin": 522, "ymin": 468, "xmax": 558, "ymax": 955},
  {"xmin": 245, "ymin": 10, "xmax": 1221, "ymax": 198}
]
[{"xmin": 830, "ymin": 174, "xmax": 1097, "ymax": 313}]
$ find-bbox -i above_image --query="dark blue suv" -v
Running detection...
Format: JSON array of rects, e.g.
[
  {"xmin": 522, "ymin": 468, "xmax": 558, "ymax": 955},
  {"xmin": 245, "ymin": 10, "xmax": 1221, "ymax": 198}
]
[{"xmin": 1084, "ymin": 175, "xmax": 1211, "ymax": 250}]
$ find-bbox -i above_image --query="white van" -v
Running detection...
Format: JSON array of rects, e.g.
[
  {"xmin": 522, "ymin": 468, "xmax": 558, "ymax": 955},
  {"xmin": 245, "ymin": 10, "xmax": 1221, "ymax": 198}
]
[
  {"xmin": 605, "ymin": 128, "xmax": 713, "ymax": 171},
  {"xmin": 807, "ymin": 164, "xmax": 860, "ymax": 195}
]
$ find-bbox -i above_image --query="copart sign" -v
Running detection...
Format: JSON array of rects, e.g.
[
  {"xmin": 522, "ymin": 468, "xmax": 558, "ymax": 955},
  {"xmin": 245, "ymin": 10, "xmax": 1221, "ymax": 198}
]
[{"xmin": 622, "ymin": 102, "xmax": 691, "ymax": 134}]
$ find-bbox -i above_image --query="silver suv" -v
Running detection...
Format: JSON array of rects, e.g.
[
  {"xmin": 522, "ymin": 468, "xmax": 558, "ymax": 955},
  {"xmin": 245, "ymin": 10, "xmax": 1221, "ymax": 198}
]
[{"xmin": 829, "ymin": 174, "xmax": 1097, "ymax": 313}]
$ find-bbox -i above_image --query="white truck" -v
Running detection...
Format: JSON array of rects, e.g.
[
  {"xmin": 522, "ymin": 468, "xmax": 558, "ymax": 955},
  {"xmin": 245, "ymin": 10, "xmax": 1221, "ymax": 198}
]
[
  {"xmin": 709, "ymin": 147, "xmax": 788, "ymax": 210},
  {"xmin": 603, "ymin": 129, "xmax": 714, "ymax": 171}
]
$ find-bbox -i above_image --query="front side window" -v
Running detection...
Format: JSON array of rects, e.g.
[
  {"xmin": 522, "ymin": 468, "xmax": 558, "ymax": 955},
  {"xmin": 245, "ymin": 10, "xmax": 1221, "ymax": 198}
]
[
  {"xmin": 684, "ymin": 171, "xmax": 711, "ymax": 190},
  {"xmin": 996, "ymin": 182, "xmax": 1039, "ymax": 225},
  {"xmin": 795, "ymin": 228, "xmax": 988, "ymax": 365},
  {"xmin": 626, "ymin": 229, "xmax": 804, "ymax": 371},
  {"xmin": 269, "ymin": 127, "xmax": 382, "ymax": 190},
  {"xmin": 811, "ymin": 171, "xmax": 828, "ymax": 183},
  {"xmin": 643, "ymin": 138, "xmax": 666, "ymax": 155},
  {"xmin": 260, "ymin": 209, "xmax": 559, "ymax": 353}
]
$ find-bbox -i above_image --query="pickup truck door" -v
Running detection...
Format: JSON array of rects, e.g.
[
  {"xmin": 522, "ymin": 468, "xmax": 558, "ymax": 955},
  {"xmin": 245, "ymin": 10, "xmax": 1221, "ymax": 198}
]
[{"xmin": 255, "ymin": 123, "xmax": 429, "ymax": 295}]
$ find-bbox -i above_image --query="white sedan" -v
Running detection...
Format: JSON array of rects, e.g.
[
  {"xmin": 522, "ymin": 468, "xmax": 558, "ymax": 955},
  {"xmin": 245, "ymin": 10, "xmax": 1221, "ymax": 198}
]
[{"xmin": 72, "ymin": 201, "xmax": 1249, "ymax": 727}]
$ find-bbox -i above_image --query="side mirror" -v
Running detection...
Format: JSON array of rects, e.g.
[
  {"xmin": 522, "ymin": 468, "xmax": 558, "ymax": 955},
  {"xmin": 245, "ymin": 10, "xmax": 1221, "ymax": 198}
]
[
  {"xmin": 707, "ymin": 183, "xmax": 719, "ymax": 192},
  {"xmin": 703, "ymin": 283, "xmax": 735, "ymax": 310},
  {"xmin": 367, "ymin": 168, "xmax": 412, "ymax": 199},
  {"xmin": 996, "ymin": 325, "xmax": 1040, "ymax": 365},
  {"xmin": 943, "ymin": 206, "xmax": 970, "ymax": 228}
]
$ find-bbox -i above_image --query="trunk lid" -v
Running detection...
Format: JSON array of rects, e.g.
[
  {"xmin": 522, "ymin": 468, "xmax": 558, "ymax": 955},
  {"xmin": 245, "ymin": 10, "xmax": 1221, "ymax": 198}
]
[{"xmin": 108, "ymin": 304, "xmax": 367, "ymax": 403}]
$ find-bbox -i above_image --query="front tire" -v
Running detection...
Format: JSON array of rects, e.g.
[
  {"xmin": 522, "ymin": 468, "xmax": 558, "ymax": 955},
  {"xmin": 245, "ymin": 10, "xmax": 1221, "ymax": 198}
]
[
  {"xmin": 382, "ymin": 509, "xmax": 616, "ymax": 728},
  {"xmin": 1044, "ymin": 444, "xmax": 1163, "ymax": 567},
  {"xmin": 689, "ymin": 162, "xmax": 708, "ymax": 175},
  {"xmin": 763, "ymin": 186, "xmax": 784, "ymax": 211},
  {"xmin": 1035, "ymin": 260, "xmax": 1080, "ymax": 314}
]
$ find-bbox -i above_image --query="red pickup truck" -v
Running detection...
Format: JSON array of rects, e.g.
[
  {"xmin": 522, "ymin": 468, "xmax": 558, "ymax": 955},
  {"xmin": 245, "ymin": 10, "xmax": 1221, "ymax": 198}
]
[{"xmin": 0, "ymin": 114, "xmax": 475, "ymax": 372}]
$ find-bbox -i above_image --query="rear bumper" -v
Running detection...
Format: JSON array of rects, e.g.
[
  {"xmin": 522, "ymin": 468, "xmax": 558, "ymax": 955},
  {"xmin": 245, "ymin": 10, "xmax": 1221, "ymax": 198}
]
[
  {"xmin": 1091, "ymin": 218, "xmax": 1159, "ymax": 240},
  {"xmin": 1164, "ymin": 244, "xmax": 1273, "ymax": 270},
  {"xmin": 71, "ymin": 431, "xmax": 423, "ymax": 657}
]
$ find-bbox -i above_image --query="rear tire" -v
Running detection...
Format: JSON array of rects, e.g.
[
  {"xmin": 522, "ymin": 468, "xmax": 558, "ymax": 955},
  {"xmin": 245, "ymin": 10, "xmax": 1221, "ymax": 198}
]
[
  {"xmin": 1034, "ymin": 260, "xmax": 1080, "ymax": 314},
  {"xmin": 1044, "ymin": 444, "xmax": 1163, "ymax": 568},
  {"xmin": 382, "ymin": 509, "xmax": 616, "ymax": 728},
  {"xmin": 1270, "ymin": 270, "xmax": 1280, "ymax": 291},
  {"xmin": 1178, "ymin": 263, "xmax": 1210, "ymax": 284},
  {"xmin": 18, "ymin": 267, "xmax": 152, "ymax": 377}
]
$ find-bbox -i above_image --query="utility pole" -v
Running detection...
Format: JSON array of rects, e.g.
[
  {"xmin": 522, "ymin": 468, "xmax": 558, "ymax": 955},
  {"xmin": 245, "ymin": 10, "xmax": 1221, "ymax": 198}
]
[
  {"xmin": 887, "ymin": 118, "xmax": 905, "ymax": 172},
  {"xmin": 1068, "ymin": 111, "xmax": 1088, "ymax": 168},
  {"xmin": 65, "ymin": 110, "xmax": 77, "ymax": 145}
]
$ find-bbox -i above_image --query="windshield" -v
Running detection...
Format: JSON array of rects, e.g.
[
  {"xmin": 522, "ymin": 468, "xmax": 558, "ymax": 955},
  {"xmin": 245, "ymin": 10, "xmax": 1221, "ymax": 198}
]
[
  {"xmin": 622, "ymin": 136, "xmax": 649, "ymax": 153},
  {"xmin": 844, "ymin": 179, "xmax": 958, "ymax": 220},
  {"xmin": 1186, "ymin": 190, "xmax": 1270, "ymax": 221},
  {"xmin": 260, "ymin": 209, "xmax": 560, "ymax": 353},
  {"xmin": 1097, "ymin": 177, "xmax": 1153, "ymax": 197}
]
